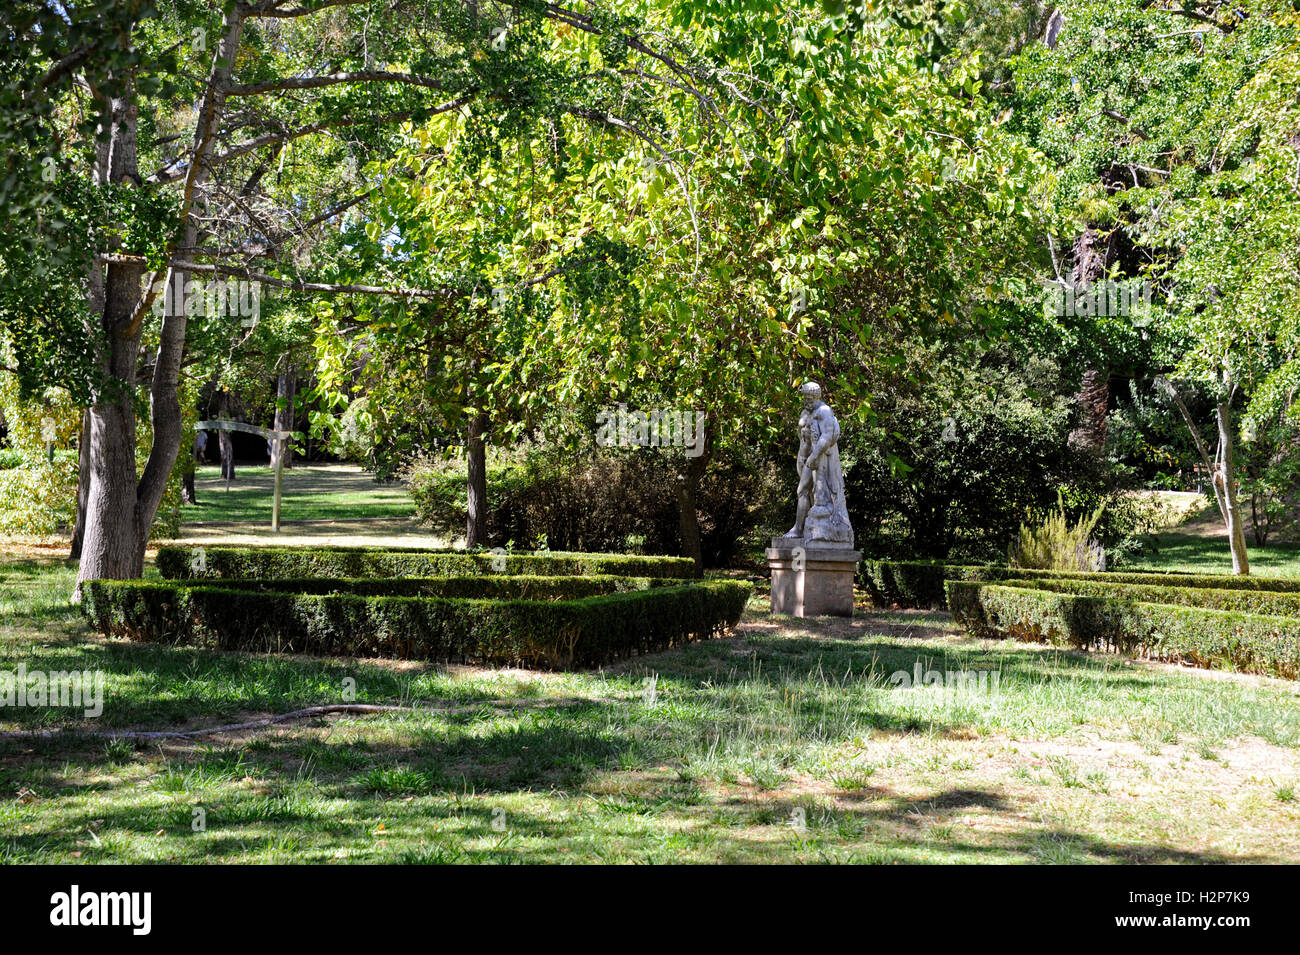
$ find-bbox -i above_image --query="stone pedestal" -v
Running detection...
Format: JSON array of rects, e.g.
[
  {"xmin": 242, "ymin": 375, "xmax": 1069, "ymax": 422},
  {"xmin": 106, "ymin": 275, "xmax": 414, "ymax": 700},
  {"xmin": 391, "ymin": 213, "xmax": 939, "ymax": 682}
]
[{"xmin": 766, "ymin": 538, "xmax": 861, "ymax": 618}]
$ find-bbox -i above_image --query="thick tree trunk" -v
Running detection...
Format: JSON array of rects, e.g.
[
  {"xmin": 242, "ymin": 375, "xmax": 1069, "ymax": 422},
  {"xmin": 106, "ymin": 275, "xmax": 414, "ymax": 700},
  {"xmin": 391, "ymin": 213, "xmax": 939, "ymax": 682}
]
[
  {"xmin": 78, "ymin": 290, "xmax": 147, "ymax": 581},
  {"xmin": 1068, "ymin": 229, "xmax": 1111, "ymax": 454},
  {"xmin": 1072, "ymin": 368, "xmax": 1110, "ymax": 449},
  {"xmin": 1215, "ymin": 400, "xmax": 1250, "ymax": 576},
  {"xmin": 273, "ymin": 365, "xmax": 296, "ymax": 469},
  {"xmin": 675, "ymin": 419, "xmax": 712, "ymax": 575},
  {"xmin": 75, "ymin": 12, "xmax": 245, "ymax": 591},
  {"xmin": 465, "ymin": 408, "xmax": 489, "ymax": 547},
  {"xmin": 76, "ymin": 91, "xmax": 149, "ymax": 588},
  {"xmin": 675, "ymin": 469, "xmax": 704, "ymax": 573}
]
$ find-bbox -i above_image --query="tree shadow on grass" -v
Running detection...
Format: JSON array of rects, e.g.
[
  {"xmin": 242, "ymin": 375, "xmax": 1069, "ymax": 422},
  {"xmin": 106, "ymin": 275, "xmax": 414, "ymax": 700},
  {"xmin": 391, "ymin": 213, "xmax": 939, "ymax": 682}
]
[
  {"xmin": 1, "ymin": 772, "xmax": 1265, "ymax": 864},
  {"xmin": 709, "ymin": 787, "xmax": 1264, "ymax": 864},
  {"xmin": 0, "ymin": 606, "xmax": 1174, "ymax": 741},
  {"xmin": 3, "ymin": 601, "xmax": 1286, "ymax": 862}
]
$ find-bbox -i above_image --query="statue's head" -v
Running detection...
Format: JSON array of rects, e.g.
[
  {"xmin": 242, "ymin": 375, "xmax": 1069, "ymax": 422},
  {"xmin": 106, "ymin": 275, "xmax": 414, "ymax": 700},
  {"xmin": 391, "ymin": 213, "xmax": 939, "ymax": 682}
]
[{"xmin": 799, "ymin": 381, "xmax": 822, "ymax": 408}]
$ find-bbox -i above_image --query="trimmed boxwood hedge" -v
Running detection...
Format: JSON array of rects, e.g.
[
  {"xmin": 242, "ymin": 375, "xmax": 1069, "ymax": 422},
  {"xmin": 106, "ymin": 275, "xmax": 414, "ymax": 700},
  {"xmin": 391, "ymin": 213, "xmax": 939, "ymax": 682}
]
[
  {"xmin": 167, "ymin": 574, "xmax": 678, "ymax": 600},
  {"xmin": 861, "ymin": 559, "xmax": 1300, "ymax": 610},
  {"xmin": 83, "ymin": 577, "xmax": 752, "ymax": 669},
  {"xmin": 156, "ymin": 545, "xmax": 697, "ymax": 581},
  {"xmin": 1000, "ymin": 576, "xmax": 1300, "ymax": 618},
  {"xmin": 945, "ymin": 580, "xmax": 1300, "ymax": 679}
]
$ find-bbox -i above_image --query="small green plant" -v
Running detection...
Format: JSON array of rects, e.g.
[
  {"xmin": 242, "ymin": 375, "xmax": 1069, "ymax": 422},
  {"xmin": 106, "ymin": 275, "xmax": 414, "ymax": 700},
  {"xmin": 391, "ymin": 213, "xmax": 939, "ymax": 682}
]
[
  {"xmin": 104, "ymin": 738, "xmax": 135, "ymax": 763},
  {"xmin": 1047, "ymin": 755, "xmax": 1084, "ymax": 788},
  {"xmin": 830, "ymin": 767, "xmax": 877, "ymax": 791},
  {"xmin": 1009, "ymin": 493, "xmax": 1106, "ymax": 572},
  {"xmin": 357, "ymin": 766, "xmax": 431, "ymax": 795},
  {"xmin": 1084, "ymin": 770, "xmax": 1111, "ymax": 794}
]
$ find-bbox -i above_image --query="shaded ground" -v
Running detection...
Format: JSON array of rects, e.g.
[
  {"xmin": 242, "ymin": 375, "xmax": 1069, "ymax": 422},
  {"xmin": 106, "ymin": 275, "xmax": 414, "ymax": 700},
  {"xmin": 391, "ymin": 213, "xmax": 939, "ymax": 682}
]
[{"xmin": 2, "ymin": 559, "xmax": 1298, "ymax": 864}]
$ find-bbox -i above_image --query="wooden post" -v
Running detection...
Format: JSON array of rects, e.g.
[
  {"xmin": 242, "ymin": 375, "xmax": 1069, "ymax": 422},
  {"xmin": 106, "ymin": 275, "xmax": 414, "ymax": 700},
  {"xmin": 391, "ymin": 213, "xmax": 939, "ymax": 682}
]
[
  {"xmin": 272, "ymin": 446, "xmax": 284, "ymax": 533},
  {"xmin": 196, "ymin": 420, "xmax": 292, "ymax": 532}
]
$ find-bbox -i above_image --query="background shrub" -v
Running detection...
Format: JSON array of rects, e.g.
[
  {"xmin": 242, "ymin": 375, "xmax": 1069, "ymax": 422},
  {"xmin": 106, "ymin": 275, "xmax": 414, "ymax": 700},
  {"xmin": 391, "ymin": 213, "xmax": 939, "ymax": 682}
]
[
  {"xmin": 403, "ymin": 446, "xmax": 786, "ymax": 566},
  {"xmin": 843, "ymin": 355, "xmax": 1079, "ymax": 561},
  {"xmin": 1008, "ymin": 494, "xmax": 1106, "ymax": 572}
]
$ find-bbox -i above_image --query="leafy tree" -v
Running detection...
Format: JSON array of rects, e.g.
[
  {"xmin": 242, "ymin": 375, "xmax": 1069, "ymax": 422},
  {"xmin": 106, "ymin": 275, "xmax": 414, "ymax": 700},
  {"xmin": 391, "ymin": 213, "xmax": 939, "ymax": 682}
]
[
  {"xmin": 1, "ymin": 0, "xmax": 772, "ymax": 584},
  {"xmin": 1008, "ymin": 0, "xmax": 1300, "ymax": 573}
]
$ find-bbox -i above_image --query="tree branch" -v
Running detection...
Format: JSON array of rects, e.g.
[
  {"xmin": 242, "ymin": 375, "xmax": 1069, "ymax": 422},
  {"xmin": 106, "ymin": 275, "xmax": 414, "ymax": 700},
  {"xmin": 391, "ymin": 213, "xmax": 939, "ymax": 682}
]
[
  {"xmin": 171, "ymin": 260, "xmax": 459, "ymax": 301},
  {"xmin": 226, "ymin": 70, "xmax": 454, "ymax": 97}
]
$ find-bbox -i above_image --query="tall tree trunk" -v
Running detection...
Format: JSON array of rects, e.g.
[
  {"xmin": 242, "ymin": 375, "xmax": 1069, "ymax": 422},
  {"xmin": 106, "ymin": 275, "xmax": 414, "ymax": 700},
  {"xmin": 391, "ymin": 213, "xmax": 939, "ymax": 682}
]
[
  {"xmin": 1068, "ymin": 228, "xmax": 1111, "ymax": 454},
  {"xmin": 75, "ymin": 11, "xmax": 246, "ymax": 591},
  {"xmin": 1164, "ymin": 376, "xmax": 1250, "ymax": 576},
  {"xmin": 76, "ymin": 90, "xmax": 149, "ymax": 586},
  {"xmin": 273, "ymin": 364, "xmax": 296, "ymax": 469},
  {"xmin": 1215, "ymin": 398, "xmax": 1250, "ymax": 575},
  {"xmin": 465, "ymin": 408, "xmax": 488, "ymax": 547},
  {"xmin": 675, "ymin": 417, "xmax": 712, "ymax": 575}
]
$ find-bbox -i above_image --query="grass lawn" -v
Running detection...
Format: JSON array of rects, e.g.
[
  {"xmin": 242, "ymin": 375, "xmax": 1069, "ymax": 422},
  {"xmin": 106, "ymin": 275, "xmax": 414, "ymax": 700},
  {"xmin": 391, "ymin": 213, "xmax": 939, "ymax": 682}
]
[
  {"xmin": 1089, "ymin": 493, "xmax": 1300, "ymax": 577},
  {"xmin": 3, "ymin": 551, "xmax": 1299, "ymax": 864},
  {"xmin": 1125, "ymin": 532, "xmax": 1300, "ymax": 578},
  {"xmin": 182, "ymin": 463, "xmax": 414, "ymax": 525}
]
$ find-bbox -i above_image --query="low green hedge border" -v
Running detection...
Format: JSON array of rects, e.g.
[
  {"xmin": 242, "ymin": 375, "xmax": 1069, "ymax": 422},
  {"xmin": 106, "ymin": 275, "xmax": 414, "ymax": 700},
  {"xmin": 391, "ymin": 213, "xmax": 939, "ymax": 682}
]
[
  {"xmin": 945, "ymin": 580, "xmax": 1300, "ymax": 679},
  {"xmin": 165, "ymin": 574, "xmax": 679, "ymax": 600},
  {"xmin": 861, "ymin": 559, "xmax": 1300, "ymax": 610},
  {"xmin": 83, "ymin": 578, "xmax": 752, "ymax": 669},
  {"xmin": 1001, "ymin": 577, "xmax": 1300, "ymax": 619},
  {"xmin": 156, "ymin": 545, "xmax": 697, "ymax": 581}
]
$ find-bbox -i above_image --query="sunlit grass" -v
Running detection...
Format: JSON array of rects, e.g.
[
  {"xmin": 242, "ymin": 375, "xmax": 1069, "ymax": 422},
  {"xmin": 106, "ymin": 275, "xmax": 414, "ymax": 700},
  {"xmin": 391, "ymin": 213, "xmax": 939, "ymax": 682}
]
[
  {"xmin": 1126, "ymin": 531, "xmax": 1300, "ymax": 578},
  {"xmin": 182, "ymin": 464, "xmax": 414, "ymax": 524},
  {"xmin": 2, "ymin": 556, "xmax": 1299, "ymax": 863}
]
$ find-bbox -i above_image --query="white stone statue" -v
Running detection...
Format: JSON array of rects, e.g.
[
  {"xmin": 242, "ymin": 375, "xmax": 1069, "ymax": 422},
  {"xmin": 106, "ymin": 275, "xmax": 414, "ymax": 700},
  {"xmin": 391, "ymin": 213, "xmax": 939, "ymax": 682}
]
[{"xmin": 783, "ymin": 381, "xmax": 854, "ymax": 547}]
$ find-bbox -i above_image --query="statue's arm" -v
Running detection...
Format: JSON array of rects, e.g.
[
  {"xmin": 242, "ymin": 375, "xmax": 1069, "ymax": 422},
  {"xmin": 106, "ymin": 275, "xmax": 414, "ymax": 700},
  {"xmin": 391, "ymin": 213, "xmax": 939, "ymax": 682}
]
[{"xmin": 794, "ymin": 416, "xmax": 813, "ymax": 465}]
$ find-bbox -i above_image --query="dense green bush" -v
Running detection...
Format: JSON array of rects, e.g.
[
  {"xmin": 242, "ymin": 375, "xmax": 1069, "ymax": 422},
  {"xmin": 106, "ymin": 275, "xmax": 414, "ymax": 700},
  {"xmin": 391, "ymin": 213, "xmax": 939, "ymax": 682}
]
[
  {"xmin": 859, "ymin": 559, "xmax": 967, "ymax": 609},
  {"xmin": 945, "ymin": 580, "xmax": 1300, "ymax": 679},
  {"xmin": 83, "ymin": 577, "xmax": 752, "ymax": 669},
  {"xmin": 1238, "ymin": 412, "xmax": 1300, "ymax": 545},
  {"xmin": 155, "ymin": 545, "xmax": 698, "ymax": 580},
  {"xmin": 404, "ymin": 447, "xmax": 785, "ymax": 567},
  {"xmin": 843, "ymin": 355, "xmax": 1079, "ymax": 561},
  {"xmin": 0, "ymin": 457, "xmax": 78, "ymax": 536},
  {"xmin": 861, "ymin": 559, "xmax": 1300, "ymax": 610}
]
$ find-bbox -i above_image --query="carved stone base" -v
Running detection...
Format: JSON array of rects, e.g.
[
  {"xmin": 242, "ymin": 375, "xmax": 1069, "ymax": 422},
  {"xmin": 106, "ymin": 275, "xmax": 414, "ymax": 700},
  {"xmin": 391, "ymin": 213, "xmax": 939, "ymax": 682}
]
[{"xmin": 766, "ymin": 539, "xmax": 861, "ymax": 618}]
